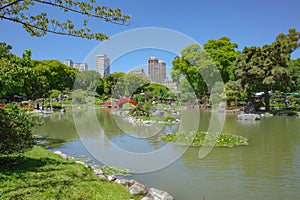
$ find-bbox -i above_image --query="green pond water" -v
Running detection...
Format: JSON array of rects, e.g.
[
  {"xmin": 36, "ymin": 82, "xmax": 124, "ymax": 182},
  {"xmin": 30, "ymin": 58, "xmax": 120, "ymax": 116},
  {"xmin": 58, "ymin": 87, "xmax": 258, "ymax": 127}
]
[{"xmin": 36, "ymin": 109, "xmax": 300, "ymax": 200}]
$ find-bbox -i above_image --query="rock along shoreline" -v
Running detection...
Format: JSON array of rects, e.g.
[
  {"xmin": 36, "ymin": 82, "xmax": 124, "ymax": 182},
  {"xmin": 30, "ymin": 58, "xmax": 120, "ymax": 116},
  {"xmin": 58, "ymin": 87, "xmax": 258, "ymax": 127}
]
[{"xmin": 53, "ymin": 150, "xmax": 174, "ymax": 200}]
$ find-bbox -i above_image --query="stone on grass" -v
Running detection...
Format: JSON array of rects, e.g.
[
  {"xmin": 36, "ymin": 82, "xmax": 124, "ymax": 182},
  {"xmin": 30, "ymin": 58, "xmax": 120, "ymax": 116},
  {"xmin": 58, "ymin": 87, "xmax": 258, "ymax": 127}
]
[{"xmin": 107, "ymin": 175, "xmax": 117, "ymax": 181}]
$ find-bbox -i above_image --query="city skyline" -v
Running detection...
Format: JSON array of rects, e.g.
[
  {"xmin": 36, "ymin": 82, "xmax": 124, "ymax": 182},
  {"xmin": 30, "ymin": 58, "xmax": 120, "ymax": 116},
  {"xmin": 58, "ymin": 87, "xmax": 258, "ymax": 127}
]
[{"xmin": 1, "ymin": 0, "xmax": 299, "ymax": 68}]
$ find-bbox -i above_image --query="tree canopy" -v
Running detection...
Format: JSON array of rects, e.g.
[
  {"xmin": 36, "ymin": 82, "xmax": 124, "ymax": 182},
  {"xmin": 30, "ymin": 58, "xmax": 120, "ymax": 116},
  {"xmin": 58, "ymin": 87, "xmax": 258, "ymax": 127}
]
[
  {"xmin": 203, "ymin": 36, "xmax": 240, "ymax": 82},
  {"xmin": 234, "ymin": 28, "xmax": 300, "ymax": 111},
  {"xmin": 0, "ymin": 42, "xmax": 78, "ymax": 101},
  {"xmin": 0, "ymin": 0, "xmax": 131, "ymax": 40}
]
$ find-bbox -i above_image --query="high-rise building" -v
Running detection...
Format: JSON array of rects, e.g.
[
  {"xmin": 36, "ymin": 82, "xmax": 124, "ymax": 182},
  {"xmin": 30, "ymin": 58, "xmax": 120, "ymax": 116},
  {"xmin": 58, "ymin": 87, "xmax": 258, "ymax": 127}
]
[
  {"xmin": 148, "ymin": 56, "xmax": 166, "ymax": 83},
  {"xmin": 96, "ymin": 54, "xmax": 110, "ymax": 77},
  {"xmin": 73, "ymin": 63, "xmax": 88, "ymax": 71},
  {"xmin": 64, "ymin": 59, "xmax": 73, "ymax": 67},
  {"xmin": 129, "ymin": 68, "xmax": 147, "ymax": 78}
]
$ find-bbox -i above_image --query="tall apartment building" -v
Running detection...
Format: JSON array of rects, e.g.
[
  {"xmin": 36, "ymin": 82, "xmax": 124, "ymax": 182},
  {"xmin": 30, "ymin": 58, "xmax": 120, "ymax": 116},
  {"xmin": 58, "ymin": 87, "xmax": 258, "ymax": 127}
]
[
  {"xmin": 96, "ymin": 54, "xmax": 110, "ymax": 77},
  {"xmin": 148, "ymin": 56, "xmax": 166, "ymax": 83},
  {"xmin": 64, "ymin": 59, "xmax": 73, "ymax": 67}
]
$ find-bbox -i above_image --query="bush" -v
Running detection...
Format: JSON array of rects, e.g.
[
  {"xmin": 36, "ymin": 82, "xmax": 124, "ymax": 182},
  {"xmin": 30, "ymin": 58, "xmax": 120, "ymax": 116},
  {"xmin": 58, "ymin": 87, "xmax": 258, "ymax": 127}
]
[{"xmin": 0, "ymin": 104, "xmax": 35, "ymax": 155}]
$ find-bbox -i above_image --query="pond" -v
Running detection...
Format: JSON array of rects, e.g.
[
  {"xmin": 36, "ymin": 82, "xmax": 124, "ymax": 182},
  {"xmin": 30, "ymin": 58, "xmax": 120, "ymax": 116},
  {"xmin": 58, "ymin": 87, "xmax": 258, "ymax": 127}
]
[{"xmin": 36, "ymin": 108, "xmax": 300, "ymax": 200}]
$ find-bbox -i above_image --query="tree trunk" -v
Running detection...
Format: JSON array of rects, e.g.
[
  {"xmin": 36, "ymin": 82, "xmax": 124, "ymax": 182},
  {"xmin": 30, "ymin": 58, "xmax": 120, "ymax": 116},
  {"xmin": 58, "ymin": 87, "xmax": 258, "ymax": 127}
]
[{"xmin": 264, "ymin": 87, "xmax": 270, "ymax": 111}]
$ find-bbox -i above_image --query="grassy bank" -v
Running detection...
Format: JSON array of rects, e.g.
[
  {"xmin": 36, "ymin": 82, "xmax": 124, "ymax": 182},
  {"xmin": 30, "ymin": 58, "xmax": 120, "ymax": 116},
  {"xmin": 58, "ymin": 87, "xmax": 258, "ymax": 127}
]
[
  {"xmin": 0, "ymin": 146, "xmax": 141, "ymax": 200},
  {"xmin": 160, "ymin": 132, "xmax": 249, "ymax": 147}
]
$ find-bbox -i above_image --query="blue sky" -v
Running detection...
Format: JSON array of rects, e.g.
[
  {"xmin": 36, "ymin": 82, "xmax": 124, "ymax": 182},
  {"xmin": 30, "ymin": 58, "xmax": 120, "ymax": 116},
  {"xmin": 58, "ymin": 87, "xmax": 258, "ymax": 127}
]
[{"xmin": 1, "ymin": 0, "xmax": 300, "ymax": 73}]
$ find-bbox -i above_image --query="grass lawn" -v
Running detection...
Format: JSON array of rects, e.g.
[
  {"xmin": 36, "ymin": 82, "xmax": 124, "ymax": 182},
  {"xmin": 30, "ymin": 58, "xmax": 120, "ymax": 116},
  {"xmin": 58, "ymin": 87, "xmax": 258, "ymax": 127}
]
[{"xmin": 0, "ymin": 146, "xmax": 141, "ymax": 200}]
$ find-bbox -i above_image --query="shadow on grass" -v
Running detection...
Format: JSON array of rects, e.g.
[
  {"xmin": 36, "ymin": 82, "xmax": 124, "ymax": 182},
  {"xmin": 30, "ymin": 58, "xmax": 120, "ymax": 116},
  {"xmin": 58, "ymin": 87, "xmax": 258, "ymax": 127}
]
[{"xmin": 0, "ymin": 155, "xmax": 68, "ymax": 172}]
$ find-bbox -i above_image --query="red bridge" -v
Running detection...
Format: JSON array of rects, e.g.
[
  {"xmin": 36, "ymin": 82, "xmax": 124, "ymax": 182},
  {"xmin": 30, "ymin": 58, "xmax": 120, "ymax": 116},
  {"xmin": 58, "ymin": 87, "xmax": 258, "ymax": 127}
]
[
  {"xmin": 117, "ymin": 98, "xmax": 138, "ymax": 106},
  {"xmin": 101, "ymin": 98, "xmax": 138, "ymax": 107}
]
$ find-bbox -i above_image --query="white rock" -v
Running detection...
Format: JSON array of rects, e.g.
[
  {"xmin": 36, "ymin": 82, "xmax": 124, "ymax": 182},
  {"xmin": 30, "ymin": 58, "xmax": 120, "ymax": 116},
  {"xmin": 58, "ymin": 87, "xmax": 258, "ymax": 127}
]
[
  {"xmin": 60, "ymin": 153, "xmax": 68, "ymax": 159},
  {"xmin": 107, "ymin": 175, "xmax": 117, "ymax": 181},
  {"xmin": 53, "ymin": 151, "xmax": 62, "ymax": 155},
  {"xmin": 149, "ymin": 188, "xmax": 174, "ymax": 200},
  {"xmin": 141, "ymin": 197, "xmax": 152, "ymax": 200},
  {"xmin": 129, "ymin": 182, "xmax": 147, "ymax": 195}
]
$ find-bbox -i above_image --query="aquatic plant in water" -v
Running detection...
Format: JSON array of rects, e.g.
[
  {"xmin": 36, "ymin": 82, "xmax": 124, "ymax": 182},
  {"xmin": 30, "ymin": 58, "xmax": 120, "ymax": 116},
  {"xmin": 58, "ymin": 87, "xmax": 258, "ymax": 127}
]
[{"xmin": 160, "ymin": 132, "xmax": 248, "ymax": 147}]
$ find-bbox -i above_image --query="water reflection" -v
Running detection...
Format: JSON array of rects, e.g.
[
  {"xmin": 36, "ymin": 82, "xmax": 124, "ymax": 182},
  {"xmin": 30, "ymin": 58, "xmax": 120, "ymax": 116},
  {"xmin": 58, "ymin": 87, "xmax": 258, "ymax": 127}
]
[{"xmin": 37, "ymin": 109, "xmax": 300, "ymax": 200}]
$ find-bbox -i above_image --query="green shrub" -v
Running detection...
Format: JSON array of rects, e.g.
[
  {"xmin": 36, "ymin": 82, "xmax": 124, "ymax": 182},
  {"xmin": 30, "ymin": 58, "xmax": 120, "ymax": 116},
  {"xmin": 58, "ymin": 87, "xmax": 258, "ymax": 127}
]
[
  {"xmin": 21, "ymin": 101, "xmax": 29, "ymax": 105},
  {"xmin": 52, "ymin": 102, "xmax": 62, "ymax": 109},
  {"xmin": 0, "ymin": 104, "xmax": 35, "ymax": 155},
  {"xmin": 165, "ymin": 116, "xmax": 176, "ymax": 121}
]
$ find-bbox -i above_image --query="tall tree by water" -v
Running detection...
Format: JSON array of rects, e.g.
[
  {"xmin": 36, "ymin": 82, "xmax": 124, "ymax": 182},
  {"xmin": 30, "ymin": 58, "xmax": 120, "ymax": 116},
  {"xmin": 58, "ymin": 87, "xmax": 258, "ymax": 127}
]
[
  {"xmin": 203, "ymin": 36, "xmax": 240, "ymax": 82},
  {"xmin": 172, "ymin": 44, "xmax": 220, "ymax": 99},
  {"xmin": 0, "ymin": 0, "xmax": 131, "ymax": 40},
  {"xmin": 234, "ymin": 28, "xmax": 300, "ymax": 111}
]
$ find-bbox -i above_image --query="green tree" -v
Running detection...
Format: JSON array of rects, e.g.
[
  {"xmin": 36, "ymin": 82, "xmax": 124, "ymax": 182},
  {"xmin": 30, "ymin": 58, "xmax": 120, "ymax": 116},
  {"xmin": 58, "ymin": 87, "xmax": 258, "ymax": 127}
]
[
  {"xmin": 0, "ymin": 43, "xmax": 33, "ymax": 101},
  {"xmin": 0, "ymin": 104, "xmax": 35, "ymax": 155},
  {"xmin": 143, "ymin": 83, "xmax": 170, "ymax": 102},
  {"xmin": 234, "ymin": 28, "xmax": 300, "ymax": 111},
  {"xmin": 224, "ymin": 80, "xmax": 247, "ymax": 106},
  {"xmin": 288, "ymin": 58, "xmax": 300, "ymax": 91},
  {"xmin": 172, "ymin": 44, "xmax": 220, "ymax": 99},
  {"xmin": 31, "ymin": 60, "xmax": 78, "ymax": 98},
  {"xmin": 203, "ymin": 36, "xmax": 240, "ymax": 82},
  {"xmin": 98, "ymin": 72, "xmax": 125, "ymax": 99},
  {"xmin": 0, "ymin": 0, "xmax": 131, "ymax": 40},
  {"xmin": 113, "ymin": 73, "xmax": 149, "ymax": 98}
]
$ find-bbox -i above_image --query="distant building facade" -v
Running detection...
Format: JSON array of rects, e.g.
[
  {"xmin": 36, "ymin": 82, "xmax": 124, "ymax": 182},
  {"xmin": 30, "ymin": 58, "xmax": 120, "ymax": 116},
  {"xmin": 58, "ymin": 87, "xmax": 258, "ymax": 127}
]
[
  {"xmin": 64, "ymin": 59, "xmax": 88, "ymax": 71},
  {"xmin": 148, "ymin": 56, "xmax": 166, "ymax": 83},
  {"xmin": 64, "ymin": 59, "xmax": 73, "ymax": 67},
  {"xmin": 73, "ymin": 63, "xmax": 88, "ymax": 71},
  {"xmin": 129, "ymin": 68, "xmax": 147, "ymax": 78},
  {"xmin": 96, "ymin": 54, "xmax": 110, "ymax": 77}
]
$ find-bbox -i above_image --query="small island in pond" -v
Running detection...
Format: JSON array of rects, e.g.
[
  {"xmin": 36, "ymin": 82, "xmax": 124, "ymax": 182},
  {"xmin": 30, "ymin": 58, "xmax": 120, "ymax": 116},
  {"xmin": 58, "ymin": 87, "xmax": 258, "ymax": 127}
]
[{"xmin": 160, "ymin": 132, "xmax": 249, "ymax": 147}]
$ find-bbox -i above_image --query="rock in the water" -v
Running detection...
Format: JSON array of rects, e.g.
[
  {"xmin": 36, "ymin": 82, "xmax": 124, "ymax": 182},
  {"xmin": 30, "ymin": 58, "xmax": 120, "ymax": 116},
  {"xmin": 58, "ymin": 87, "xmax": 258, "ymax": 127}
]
[
  {"xmin": 237, "ymin": 114, "xmax": 261, "ymax": 120},
  {"xmin": 149, "ymin": 188, "xmax": 174, "ymax": 200},
  {"xmin": 129, "ymin": 182, "xmax": 147, "ymax": 195}
]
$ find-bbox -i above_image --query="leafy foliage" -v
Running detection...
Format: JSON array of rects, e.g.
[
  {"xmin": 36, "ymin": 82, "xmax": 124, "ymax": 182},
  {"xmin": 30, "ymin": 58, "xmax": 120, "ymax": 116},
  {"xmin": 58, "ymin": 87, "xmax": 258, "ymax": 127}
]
[
  {"xmin": 0, "ymin": 0, "xmax": 131, "ymax": 40},
  {"xmin": 0, "ymin": 104, "xmax": 35, "ymax": 155},
  {"xmin": 0, "ymin": 43, "xmax": 78, "ymax": 100},
  {"xmin": 203, "ymin": 36, "xmax": 240, "ymax": 82},
  {"xmin": 234, "ymin": 28, "xmax": 300, "ymax": 111}
]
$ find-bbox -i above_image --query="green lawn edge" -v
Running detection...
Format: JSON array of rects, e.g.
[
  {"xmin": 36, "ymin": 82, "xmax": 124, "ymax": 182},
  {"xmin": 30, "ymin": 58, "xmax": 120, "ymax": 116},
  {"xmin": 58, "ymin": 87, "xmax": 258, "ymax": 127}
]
[{"xmin": 0, "ymin": 145, "xmax": 142, "ymax": 200}]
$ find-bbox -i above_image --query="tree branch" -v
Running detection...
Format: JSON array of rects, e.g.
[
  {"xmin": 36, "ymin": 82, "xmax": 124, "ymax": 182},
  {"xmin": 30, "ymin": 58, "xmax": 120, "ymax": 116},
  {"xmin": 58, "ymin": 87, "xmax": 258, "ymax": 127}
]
[
  {"xmin": 0, "ymin": 0, "xmax": 24, "ymax": 10},
  {"xmin": 32, "ymin": 0, "xmax": 130, "ymax": 25},
  {"xmin": 0, "ymin": 15, "xmax": 107, "ymax": 39}
]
